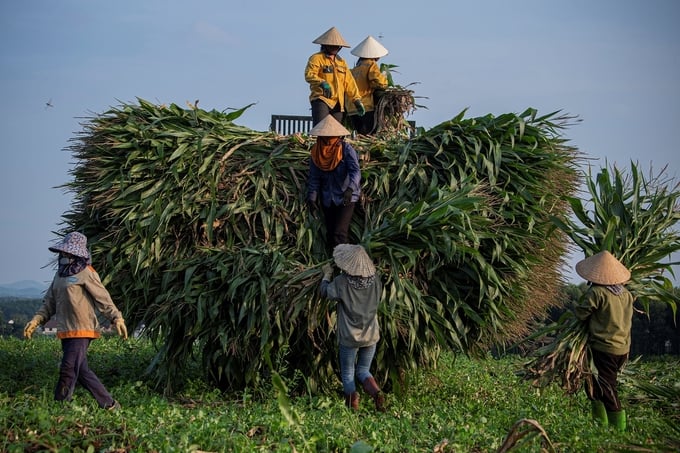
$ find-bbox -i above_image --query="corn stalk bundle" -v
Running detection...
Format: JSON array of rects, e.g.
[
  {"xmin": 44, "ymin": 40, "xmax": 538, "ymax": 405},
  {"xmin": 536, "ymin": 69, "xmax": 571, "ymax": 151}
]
[
  {"xmin": 373, "ymin": 85, "xmax": 419, "ymax": 136},
  {"xmin": 61, "ymin": 99, "xmax": 580, "ymax": 393},
  {"xmin": 518, "ymin": 311, "xmax": 592, "ymax": 395},
  {"xmin": 520, "ymin": 163, "xmax": 680, "ymax": 393}
]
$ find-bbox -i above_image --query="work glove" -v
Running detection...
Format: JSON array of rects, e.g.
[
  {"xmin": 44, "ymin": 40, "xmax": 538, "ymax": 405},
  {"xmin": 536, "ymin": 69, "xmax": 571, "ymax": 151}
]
[
  {"xmin": 343, "ymin": 188, "xmax": 354, "ymax": 206},
  {"xmin": 320, "ymin": 81, "xmax": 332, "ymax": 98},
  {"xmin": 23, "ymin": 315, "xmax": 43, "ymax": 339},
  {"xmin": 114, "ymin": 318, "xmax": 128, "ymax": 340},
  {"xmin": 321, "ymin": 263, "xmax": 333, "ymax": 281},
  {"xmin": 354, "ymin": 100, "xmax": 366, "ymax": 117}
]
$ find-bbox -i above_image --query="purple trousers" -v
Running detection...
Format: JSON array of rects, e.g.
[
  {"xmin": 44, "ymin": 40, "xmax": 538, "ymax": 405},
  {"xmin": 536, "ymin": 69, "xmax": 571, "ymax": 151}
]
[{"xmin": 55, "ymin": 338, "xmax": 115, "ymax": 408}]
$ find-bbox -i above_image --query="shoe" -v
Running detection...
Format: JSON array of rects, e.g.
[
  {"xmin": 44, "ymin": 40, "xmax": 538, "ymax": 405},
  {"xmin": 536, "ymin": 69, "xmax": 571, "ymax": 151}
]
[
  {"xmin": 361, "ymin": 376, "xmax": 386, "ymax": 412},
  {"xmin": 344, "ymin": 392, "xmax": 360, "ymax": 411}
]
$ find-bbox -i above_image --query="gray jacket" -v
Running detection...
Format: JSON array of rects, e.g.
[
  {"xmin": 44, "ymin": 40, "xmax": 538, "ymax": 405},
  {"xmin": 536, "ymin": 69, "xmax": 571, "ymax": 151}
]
[{"xmin": 321, "ymin": 273, "xmax": 382, "ymax": 348}]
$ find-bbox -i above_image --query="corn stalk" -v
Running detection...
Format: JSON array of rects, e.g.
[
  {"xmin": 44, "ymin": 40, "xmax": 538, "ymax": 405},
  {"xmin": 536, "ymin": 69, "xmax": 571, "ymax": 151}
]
[{"xmin": 557, "ymin": 162, "xmax": 680, "ymax": 313}]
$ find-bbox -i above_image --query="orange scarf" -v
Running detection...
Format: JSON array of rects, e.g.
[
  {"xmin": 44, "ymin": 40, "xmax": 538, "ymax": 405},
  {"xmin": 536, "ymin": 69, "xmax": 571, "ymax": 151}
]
[{"xmin": 311, "ymin": 137, "xmax": 343, "ymax": 171}]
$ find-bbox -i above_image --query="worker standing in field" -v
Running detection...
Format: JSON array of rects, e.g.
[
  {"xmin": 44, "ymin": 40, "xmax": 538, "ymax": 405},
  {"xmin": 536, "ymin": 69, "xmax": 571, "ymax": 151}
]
[
  {"xmin": 305, "ymin": 26, "xmax": 365, "ymax": 126},
  {"xmin": 23, "ymin": 231, "xmax": 128, "ymax": 410},
  {"xmin": 574, "ymin": 250, "xmax": 634, "ymax": 432},
  {"xmin": 319, "ymin": 243, "xmax": 385, "ymax": 412},
  {"xmin": 306, "ymin": 115, "xmax": 361, "ymax": 250},
  {"xmin": 346, "ymin": 36, "xmax": 389, "ymax": 135}
]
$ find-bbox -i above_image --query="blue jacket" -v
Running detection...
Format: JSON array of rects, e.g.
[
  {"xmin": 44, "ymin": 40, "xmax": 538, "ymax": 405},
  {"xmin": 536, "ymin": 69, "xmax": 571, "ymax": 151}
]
[{"xmin": 307, "ymin": 141, "xmax": 361, "ymax": 207}]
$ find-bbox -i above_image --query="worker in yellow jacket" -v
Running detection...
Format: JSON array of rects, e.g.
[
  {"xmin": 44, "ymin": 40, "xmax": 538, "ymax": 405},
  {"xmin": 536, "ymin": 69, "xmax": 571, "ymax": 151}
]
[
  {"xmin": 347, "ymin": 36, "xmax": 389, "ymax": 135},
  {"xmin": 305, "ymin": 26, "xmax": 364, "ymax": 126}
]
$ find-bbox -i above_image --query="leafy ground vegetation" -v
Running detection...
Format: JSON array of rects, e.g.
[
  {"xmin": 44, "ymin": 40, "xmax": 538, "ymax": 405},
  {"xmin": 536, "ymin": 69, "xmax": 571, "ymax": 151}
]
[{"xmin": 2, "ymin": 336, "xmax": 677, "ymax": 452}]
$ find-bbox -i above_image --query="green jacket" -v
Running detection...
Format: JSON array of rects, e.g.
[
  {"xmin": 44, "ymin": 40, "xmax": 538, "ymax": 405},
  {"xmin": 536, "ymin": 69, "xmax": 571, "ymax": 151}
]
[
  {"xmin": 575, "ymin": 284, "xmax": 634, "ymax": 355},
  {"xmin": 36, "ymin": 266, "xmax": 124, "ymax": 340}
]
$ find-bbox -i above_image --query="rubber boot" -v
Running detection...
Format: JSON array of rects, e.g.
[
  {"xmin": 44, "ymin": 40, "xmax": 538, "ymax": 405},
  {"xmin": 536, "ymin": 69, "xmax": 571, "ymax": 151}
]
[
  {"xmin": 607, "ymin": 409, "xmax": 626, "ymax": 432},
  {"xmin": 361, "ymin": 376, "xmax": 386, "ymax": 412},
  {"xmin": 344, "ymin": 392, "xmax": 359, "ymax": 411},
  {"xmin": 591, "ymin": 400, "xmax": 608, "ymax": 427}
]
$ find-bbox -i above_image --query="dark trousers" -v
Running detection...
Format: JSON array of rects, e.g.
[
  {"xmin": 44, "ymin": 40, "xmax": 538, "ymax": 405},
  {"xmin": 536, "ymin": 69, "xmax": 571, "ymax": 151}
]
[
  {"xmin": 55, "ymin": 338, "xmax": 114, "ymax": 408},
  {"xmin": 350, "ymin": 111, "xmax": 377, "ymax": 135},
  {"xmin": 311, "ymin": 99, "xmax": 343, "ymax": 126},
  {"xmin": 322, "ymin": 202, "xmax": 355, "ymax": 250},
  {"xmin": 588, "ymin": 349, "xmax": 628, "ymax": 411}
]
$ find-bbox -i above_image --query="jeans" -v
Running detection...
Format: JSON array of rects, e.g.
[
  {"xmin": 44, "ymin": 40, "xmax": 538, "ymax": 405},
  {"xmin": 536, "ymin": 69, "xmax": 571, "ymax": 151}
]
[
  {"xmin": 55, "ymin": 338, "xmax": 115, "ymax": 408},
  {"xmin": 339, "ymin": 343, "xmax": 376, "ymax": 394}
]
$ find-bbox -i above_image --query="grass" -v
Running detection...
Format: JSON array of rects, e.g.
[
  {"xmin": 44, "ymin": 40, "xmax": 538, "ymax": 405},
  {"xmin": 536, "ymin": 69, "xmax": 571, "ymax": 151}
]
[{"xmin": 1, "ymin": 336, "xmax": 678, "ymax": 452}]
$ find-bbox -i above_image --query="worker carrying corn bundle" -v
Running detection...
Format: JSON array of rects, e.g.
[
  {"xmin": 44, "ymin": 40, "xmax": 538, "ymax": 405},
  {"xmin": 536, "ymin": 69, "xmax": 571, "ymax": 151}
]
[
  {"xmin": 306, "ymin": 115, "xmax": 360, "ymax": 251},
  {"xmin": 319, "ymin": 243, "xmax": 385, "ymax": 412},
  {"xmin": 574, "ymin": 250, "xmax": 635, "ymax": 432},
  {"xmin": 346, "ymin": 35, "xmax": 389, "ymax": 135},
  {"xmin": 305, "ymin": 26, "xmax": 365, "ymax": 126}
]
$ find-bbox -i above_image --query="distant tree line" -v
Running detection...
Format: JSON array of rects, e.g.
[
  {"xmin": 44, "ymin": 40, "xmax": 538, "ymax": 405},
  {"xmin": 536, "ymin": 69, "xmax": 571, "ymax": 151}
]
[
  {"xmin": 0, "ymin": 298, "xmax": 42, "ymax": 338},
  {"xmin": 629, "ymin": 298, "xmax": 679, "ymax": 356}
]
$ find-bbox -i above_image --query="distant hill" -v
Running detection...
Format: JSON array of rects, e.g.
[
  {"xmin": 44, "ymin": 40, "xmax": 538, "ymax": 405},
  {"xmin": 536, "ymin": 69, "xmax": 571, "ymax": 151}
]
[{"xmin": 0, "ymin": 280, "xmax": 48, "ymax": 298}]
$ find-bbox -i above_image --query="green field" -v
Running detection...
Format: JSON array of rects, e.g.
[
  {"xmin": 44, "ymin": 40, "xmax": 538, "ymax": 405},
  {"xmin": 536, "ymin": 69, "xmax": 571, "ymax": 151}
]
[{"xmin": 1, "ymin": 336, "xmax": 678, "ymax": 452}]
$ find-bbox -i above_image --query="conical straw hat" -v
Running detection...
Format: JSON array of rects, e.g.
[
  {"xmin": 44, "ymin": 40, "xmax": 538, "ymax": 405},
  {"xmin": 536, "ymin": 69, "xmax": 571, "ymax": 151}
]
[
  {"xmin": 351, "ymin": 35, "xmax": 389, "ymax": 58},
  {"xmin": 312, "ymin": 27, "xmax": 350, "ymax": 47},
  {"xmin": 308, "ymin": 115, "xmax": 351, "ymax": 137},
  {"xmin": 575, "ymin": 250, "xmax": 631, "ymax": 285},
  {"xmin": 333, "ymin": 244, "xmax": 376, "ymax": 277}
]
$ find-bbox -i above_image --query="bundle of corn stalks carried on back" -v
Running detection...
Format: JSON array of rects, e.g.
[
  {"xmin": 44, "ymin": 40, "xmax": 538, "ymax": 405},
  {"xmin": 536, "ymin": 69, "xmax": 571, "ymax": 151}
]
[
  {"xmin": 518, "ymin": 163, "xmax": 680, "ymax": 395},
  {"xmin": 61, "ymin": 98, "xmax": 582, "ymax": 394}
]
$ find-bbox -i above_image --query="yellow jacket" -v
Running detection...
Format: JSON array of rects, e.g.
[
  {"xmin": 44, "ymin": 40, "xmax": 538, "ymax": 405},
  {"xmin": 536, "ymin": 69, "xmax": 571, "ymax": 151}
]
[
  {"xmin": 347, "ymin": 59, "xmax": 387, "ymax": 115},
  {"xmin": 305, "ymin": 52, "xmax": 361, "ymax": 112}
]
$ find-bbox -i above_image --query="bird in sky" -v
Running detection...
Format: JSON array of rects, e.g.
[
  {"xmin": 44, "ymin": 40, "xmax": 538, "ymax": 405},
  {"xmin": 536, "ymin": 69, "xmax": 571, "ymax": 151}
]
[{"xmin": 45, "ymin": 98, "xmax": 53, "ymax": 109}]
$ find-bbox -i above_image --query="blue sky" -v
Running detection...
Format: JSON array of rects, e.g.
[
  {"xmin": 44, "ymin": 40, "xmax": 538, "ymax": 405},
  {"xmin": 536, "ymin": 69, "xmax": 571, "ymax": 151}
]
[{"xmin": 1, "ymin": 0, "xmax": 678, "ymax": 285}]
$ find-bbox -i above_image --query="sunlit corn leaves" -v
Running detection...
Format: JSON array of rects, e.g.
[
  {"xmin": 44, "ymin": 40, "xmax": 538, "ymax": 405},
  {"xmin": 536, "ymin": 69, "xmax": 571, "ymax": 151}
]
[
  {"xmin": 557, "ymin": 162, "xmax": 680, "ymax": 313},
  {"xmin": 60, "ymin": 99, "xmax": 581, "ymax": 393}
]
